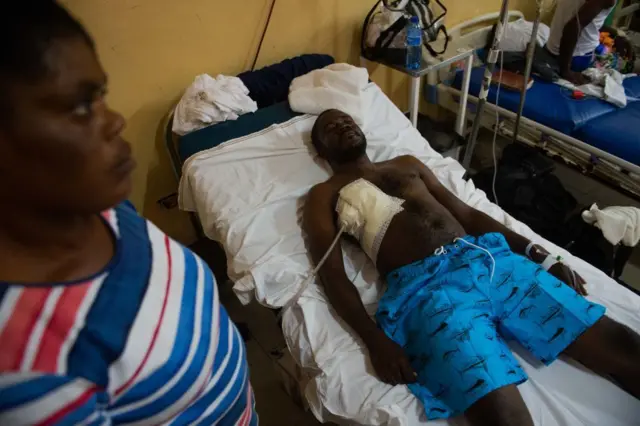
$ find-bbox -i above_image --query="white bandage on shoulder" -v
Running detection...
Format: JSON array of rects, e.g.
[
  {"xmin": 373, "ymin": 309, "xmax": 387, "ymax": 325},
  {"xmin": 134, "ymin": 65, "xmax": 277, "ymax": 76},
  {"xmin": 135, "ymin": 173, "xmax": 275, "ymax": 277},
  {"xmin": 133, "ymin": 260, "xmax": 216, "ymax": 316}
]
[{"xmin": 336, "ymin": 178, "xmax": 404, "ymax": 264}]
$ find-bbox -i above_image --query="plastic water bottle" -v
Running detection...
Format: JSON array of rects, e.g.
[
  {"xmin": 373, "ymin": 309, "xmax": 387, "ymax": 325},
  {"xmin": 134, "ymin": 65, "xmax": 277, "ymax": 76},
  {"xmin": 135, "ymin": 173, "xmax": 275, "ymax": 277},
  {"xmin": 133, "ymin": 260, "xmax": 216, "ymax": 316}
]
[{"xmin": 405, "ymin": 16, "xmax": 422, "ymax": 70}]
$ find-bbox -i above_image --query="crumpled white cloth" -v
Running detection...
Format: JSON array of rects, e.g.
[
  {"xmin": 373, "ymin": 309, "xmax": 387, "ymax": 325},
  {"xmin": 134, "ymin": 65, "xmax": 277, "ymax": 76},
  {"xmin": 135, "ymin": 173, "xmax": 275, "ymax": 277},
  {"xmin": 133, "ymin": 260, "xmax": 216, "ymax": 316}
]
[
  {"xmin": 172, "ymin": 74, "xmax": 257, "ymax": 136},
  {"xmin": 582, "ymin": 203, "xmax": 640, "ymax": 246},
  {"xmin": 555, "ymin": 68, "xmax": 636, "ymax": 108},
  {"xmin": 288, "ymin": 63, "xmax": 369, "ymax": 126}
]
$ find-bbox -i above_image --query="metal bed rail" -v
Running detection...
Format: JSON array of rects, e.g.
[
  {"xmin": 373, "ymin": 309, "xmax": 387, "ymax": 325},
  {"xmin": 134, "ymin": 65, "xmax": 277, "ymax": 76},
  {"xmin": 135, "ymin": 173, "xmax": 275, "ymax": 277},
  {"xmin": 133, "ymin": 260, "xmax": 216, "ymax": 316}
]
[{"xmin": 439, "ymin": 84, "xmax": 640, "ymax": 198}]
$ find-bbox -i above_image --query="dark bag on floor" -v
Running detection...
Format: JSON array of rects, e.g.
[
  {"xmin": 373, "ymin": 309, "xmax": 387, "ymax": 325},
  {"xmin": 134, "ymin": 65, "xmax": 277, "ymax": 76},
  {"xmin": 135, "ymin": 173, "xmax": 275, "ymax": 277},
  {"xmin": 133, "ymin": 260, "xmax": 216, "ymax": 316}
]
[
  {"xmin": 473, "ymin": 144, "xmax": 632, "ymax": 280},
  {"xmin": 474, "ymin": 144, "xmax": 576, "ymax": 244}
]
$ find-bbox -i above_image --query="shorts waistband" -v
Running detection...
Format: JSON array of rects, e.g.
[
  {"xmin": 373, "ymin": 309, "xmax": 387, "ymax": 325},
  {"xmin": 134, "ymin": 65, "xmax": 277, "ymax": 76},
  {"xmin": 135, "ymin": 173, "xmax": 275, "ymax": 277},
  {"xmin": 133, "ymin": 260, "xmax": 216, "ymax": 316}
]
[{"xmin": 385, "ymin": 232, "xmax": 509, "ymax": 285}]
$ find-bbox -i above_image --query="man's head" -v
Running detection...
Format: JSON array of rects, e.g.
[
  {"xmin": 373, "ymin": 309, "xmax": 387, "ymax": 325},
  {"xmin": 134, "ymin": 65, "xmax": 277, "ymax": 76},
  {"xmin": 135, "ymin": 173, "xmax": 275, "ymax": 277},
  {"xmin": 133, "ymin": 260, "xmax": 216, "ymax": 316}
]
[
  {"xmin": 311, "ymin": 109, "xmax": 367, "ymax": 165},
  {"xmin": 0, "ymin": 2, "xmax": 133, "ymax": 217}
]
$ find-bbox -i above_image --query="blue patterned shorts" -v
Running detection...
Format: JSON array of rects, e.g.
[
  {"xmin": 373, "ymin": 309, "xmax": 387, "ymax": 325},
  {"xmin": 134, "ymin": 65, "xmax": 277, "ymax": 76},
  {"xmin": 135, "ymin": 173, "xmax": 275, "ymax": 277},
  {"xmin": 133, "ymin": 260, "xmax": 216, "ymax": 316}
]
[{"xmin": 376, "ymin": 233, "xmax": 606, "ymax": 420}]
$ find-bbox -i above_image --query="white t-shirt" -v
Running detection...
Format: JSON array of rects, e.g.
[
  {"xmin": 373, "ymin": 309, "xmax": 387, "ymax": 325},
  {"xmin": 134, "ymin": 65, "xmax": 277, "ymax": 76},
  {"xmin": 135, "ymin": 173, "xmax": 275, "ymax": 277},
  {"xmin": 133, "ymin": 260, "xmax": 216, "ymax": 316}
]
[
  {"xmin": 498, "ymin": 18, "xmax": 551, "ymax": 52},
  {"xmin": 546, "ymin": 0, "xmax": 614, "ymax": 56}
]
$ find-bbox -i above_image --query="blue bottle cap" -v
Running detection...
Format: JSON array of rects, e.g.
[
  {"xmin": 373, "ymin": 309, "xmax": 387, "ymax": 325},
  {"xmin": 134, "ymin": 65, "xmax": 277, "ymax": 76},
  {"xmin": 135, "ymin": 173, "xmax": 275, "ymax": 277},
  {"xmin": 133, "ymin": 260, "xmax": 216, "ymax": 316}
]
[{"xmin": 410, "ymin": 16, "xmax": 419, "ymax": 24}]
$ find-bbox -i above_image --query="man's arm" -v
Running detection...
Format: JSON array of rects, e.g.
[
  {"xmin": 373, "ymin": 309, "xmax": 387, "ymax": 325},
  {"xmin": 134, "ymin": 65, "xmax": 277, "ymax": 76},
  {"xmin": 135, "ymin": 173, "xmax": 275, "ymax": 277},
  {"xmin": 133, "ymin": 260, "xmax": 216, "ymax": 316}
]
[
  {"xmin": 558, "ymin": 0, "xmax": 615, "ymax": 83},
  {"xmin": 303, "ymin": 184, "xmax": 416, "ymax": 384},
  {"xmin": 407, "ymin": 157, "xmax": 587, "ymax": 293}
]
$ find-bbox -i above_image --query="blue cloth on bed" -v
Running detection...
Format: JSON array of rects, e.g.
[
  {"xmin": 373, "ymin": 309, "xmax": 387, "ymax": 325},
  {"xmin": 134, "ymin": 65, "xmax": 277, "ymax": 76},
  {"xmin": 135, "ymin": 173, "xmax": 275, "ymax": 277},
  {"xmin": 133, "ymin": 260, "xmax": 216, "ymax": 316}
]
[
  {"xmin": 376, "ymin": 233, "xmax": 606, "ymax": 420},
  {"xmin": 238, "ymin": 54, "xmax": 334, "ymax": 108}
]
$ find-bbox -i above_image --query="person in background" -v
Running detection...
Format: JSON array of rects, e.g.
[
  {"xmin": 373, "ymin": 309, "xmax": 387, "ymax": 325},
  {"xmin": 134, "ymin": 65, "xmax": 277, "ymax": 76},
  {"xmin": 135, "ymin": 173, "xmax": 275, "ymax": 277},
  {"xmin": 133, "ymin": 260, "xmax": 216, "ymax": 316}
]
[
  {"xmin": 545, "ymin": 0, "xmax": 616, "ymax": 84},
  {"xmin": 0, "ymin": 2, "xmax": 256, "ymax": 425}
]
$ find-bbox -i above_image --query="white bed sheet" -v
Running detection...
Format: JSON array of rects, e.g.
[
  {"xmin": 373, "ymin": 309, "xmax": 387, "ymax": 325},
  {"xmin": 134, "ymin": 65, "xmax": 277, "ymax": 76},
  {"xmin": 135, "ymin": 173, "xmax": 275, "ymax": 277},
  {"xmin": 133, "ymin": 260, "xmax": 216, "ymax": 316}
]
[{"xmin": 179, "ymin": 83, "xmax": 640, "ymax": 425}]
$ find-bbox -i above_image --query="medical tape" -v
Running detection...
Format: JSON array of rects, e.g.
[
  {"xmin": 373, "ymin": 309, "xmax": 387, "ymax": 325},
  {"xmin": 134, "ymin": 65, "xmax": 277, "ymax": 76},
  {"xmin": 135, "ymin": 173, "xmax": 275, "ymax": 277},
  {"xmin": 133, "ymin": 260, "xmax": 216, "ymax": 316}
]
[
  {"xmin": 525, "ymin": 241, "xmax": 536, "ymax": 258},
  {"xmin": 487, "ymin": 49, "xmax": 500, "ymax": 64},
  {"xmin": 479, "ymin": 67, "xmax": 493, "ymax": 99}
]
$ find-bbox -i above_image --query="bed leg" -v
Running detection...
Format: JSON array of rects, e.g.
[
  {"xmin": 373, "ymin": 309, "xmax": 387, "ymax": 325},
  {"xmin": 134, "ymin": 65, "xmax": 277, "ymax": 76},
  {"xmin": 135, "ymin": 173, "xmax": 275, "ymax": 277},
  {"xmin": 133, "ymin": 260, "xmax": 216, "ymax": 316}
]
[{"xmin": 409, "ymin": 76, "xmax": 420, "ymax": 127}]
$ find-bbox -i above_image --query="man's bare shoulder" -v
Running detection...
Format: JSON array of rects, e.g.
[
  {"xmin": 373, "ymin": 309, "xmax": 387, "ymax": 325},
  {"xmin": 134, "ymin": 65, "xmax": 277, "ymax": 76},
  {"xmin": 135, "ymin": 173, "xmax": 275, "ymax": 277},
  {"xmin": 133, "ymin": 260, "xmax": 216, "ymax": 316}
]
[
  {"xmin": 307, "ymin": 181, "xmax": 335, "ymax": 201},
  {"xmin": 304, "ymin": 181, "xmax": 341, "ymax": 230}
]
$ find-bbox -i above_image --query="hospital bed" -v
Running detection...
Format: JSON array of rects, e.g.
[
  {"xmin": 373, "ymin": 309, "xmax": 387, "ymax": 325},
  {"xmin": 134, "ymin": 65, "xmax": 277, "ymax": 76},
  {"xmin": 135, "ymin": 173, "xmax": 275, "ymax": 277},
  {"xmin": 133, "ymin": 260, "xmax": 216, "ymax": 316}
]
[
  {"xmin": 428, "ymin": 11, "xmax": 640, "ymax": 198},
  {"xmin": 172, "ymin": 67, "xmax": 640, "ymax": 425}
]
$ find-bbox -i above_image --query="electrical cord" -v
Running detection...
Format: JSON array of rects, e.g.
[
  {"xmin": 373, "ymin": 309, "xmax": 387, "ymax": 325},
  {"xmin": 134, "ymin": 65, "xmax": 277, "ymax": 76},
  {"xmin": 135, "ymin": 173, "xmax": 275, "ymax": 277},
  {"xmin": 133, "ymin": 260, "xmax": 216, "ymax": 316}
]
[
  {"xmin": 250, "ymin": 0, "xmax": 277, "ymax": 71},
  {"xmin": 279, "ymin": 225, "xmax": 346, "ymax": 319}
]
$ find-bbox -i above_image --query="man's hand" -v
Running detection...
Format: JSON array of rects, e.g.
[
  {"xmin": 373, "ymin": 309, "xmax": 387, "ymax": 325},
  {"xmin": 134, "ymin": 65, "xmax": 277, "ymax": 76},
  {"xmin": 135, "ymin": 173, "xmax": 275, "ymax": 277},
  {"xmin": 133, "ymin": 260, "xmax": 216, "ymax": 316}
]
[
  {"xmin": 562, "ymin": 70, "xmax": 590, "ymax": 86},
  {"xmin": 548, "ymin": 262, "xmax": 588, "ymax": 296},
  {"xmin": 367, "ymin": 332, "xmax": 417, "ymax": 385}
]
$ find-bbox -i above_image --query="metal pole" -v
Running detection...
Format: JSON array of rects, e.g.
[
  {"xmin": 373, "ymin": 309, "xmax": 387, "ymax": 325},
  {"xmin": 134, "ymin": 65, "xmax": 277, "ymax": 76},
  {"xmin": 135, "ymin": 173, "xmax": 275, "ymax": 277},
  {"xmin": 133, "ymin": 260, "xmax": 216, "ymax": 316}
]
[
  {"xmin": 512, "ymin": 0, "xmax": 542, "ymax": 141},
  {"xmin": 409, "ymin": 76, "xmax": 421, "ymax": 127},
  {"xmin": 462, "ymin": 0, "xmax": 509, "ymax": 169},
  {"xmin": 455, "ymin": 54, "xmax": 474, "ymax": 136}
]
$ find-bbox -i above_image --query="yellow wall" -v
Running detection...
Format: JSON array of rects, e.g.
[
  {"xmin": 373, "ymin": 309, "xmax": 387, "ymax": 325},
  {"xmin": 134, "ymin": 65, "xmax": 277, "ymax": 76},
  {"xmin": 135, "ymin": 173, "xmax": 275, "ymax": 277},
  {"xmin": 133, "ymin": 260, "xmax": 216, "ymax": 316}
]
[{"xmin": 64, "ymin": 0, "xmax": 535, "ymax": 244}]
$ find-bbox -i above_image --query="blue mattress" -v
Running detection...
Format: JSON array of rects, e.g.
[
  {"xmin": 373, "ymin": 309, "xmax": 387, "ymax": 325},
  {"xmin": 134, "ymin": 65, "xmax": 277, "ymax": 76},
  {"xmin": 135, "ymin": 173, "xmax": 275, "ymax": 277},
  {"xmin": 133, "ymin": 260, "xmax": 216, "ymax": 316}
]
[
  {"xmin": 575, "ymin": 101, "xmax": 640, "ymax": 166},
  {"xmin": 623, "ymin": 75, "xmax": 640, "ymax": 99},
  {"xmin": 452, "ymin": 67, "xmax": 640, "ymax": 166}
]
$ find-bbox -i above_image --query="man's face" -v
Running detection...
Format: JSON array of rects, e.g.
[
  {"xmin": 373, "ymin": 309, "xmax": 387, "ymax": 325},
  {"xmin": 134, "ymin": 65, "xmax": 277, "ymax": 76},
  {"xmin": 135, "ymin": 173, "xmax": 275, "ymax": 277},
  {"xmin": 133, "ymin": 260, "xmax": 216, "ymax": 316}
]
[
  {"xmin": 314, "ymin": 109, "xmax": 366, "ymax": 164},
  {"xmin": 0, "ymin": 37, "xmax": 134, "ymax": 215}
]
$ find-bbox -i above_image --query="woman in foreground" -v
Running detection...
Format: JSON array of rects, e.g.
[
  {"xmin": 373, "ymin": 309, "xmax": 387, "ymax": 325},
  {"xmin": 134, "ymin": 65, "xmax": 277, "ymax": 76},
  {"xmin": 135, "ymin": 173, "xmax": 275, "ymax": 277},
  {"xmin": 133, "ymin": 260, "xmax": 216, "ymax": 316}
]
[{"xmin": 0, "ymin": 2, "xmax": 256, "ymax": 424}]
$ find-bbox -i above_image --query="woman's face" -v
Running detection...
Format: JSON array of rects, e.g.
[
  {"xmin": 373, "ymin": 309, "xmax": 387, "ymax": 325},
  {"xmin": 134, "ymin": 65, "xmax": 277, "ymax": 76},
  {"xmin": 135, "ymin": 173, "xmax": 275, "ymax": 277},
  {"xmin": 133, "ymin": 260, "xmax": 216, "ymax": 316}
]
[{"xmin": 0, "ymin": 36, "xmax": 134, "ymax": 215}]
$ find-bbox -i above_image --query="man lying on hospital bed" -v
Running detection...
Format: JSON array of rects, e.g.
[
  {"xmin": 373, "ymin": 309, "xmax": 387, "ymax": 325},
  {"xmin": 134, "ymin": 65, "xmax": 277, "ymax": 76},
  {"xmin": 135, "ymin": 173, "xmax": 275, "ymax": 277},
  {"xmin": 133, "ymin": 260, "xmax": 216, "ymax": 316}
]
[{"xmin": 303, "ymin": 109, "xmax": 640, "ymax": 425}]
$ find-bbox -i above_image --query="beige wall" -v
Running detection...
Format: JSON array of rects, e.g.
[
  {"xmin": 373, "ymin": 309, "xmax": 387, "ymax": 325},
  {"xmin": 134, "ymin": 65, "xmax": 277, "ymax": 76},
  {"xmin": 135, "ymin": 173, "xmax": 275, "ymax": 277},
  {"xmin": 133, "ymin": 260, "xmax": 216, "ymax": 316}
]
[{"xmin": 64, "ymin": 0, "xmax": 535, "ymax": 244}]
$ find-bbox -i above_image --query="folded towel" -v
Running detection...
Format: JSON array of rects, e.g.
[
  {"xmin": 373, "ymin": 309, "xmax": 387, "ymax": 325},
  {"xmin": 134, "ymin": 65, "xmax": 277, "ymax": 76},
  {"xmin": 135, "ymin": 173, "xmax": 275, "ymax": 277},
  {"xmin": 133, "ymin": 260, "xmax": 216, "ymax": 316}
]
[
  {"xmin": 173, "ymin": 74, "xmax": 258, "ymax": 136},
  {"xmin": 582, "ymin": 203, "xmax": 640, "ymax": 246},
  {"xmin": 288, "ymin": 63, "xmax": 369, "ymax": 125}
]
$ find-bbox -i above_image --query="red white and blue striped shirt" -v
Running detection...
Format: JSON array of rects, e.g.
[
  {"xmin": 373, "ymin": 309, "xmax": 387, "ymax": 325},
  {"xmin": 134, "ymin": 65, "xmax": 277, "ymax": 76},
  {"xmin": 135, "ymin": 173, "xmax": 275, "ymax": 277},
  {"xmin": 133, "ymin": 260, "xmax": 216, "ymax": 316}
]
[{"xmin": 0, "ymin": 203, "xmax": 256, "ymax": 425}]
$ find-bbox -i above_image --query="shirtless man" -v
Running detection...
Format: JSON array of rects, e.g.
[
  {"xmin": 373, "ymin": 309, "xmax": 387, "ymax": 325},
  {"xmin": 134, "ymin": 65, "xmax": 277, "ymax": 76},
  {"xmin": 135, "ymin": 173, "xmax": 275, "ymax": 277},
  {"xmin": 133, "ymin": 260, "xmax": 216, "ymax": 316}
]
[{"xmin": 304, "ymin": 109, "xmax": 640, "ymax": 425}]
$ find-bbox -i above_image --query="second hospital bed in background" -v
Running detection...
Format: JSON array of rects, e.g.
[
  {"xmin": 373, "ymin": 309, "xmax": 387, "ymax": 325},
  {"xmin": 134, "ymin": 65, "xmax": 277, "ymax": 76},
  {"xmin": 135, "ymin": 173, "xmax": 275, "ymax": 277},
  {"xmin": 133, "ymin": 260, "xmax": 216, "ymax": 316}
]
[{"xmin": 428, "ymin": 11, "xmax": 640, "ymax": 199}]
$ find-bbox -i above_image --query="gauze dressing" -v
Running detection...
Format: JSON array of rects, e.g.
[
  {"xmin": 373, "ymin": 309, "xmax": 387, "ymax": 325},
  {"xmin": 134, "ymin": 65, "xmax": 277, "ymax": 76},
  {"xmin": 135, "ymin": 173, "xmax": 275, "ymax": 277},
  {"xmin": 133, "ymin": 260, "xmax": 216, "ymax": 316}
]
[
  {"xmin": 282, "ymin": 179, "xmax": 404, "ymax": 316},
  {"xmin": 336, "ymin": 178, "xmax": 404, "ymax": 264}
]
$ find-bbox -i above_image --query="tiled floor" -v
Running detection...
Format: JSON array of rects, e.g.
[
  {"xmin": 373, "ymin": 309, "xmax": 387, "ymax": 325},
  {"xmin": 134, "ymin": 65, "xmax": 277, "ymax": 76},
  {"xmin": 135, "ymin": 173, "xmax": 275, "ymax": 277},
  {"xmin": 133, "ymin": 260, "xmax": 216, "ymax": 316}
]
[{"xmin": 193, "ymin": 133, "xmax": 640, "ymax": 425}]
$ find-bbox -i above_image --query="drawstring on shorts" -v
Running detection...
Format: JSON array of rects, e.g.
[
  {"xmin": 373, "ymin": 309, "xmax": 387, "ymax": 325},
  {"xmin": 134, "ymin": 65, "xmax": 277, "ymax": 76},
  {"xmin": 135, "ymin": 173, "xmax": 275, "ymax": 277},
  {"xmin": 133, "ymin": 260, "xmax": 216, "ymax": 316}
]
[{"xmin": 434, "ymin": 237, "xmax": 496, "ymax": 283}]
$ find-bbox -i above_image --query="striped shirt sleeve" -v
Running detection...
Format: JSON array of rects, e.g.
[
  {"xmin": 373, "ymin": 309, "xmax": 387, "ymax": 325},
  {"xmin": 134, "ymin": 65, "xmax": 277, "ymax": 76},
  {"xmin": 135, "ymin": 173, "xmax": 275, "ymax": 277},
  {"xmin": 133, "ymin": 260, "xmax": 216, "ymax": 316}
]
[{"xmin": 0, "ymin": 373, "xmax": 105, "ymax": 426}]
